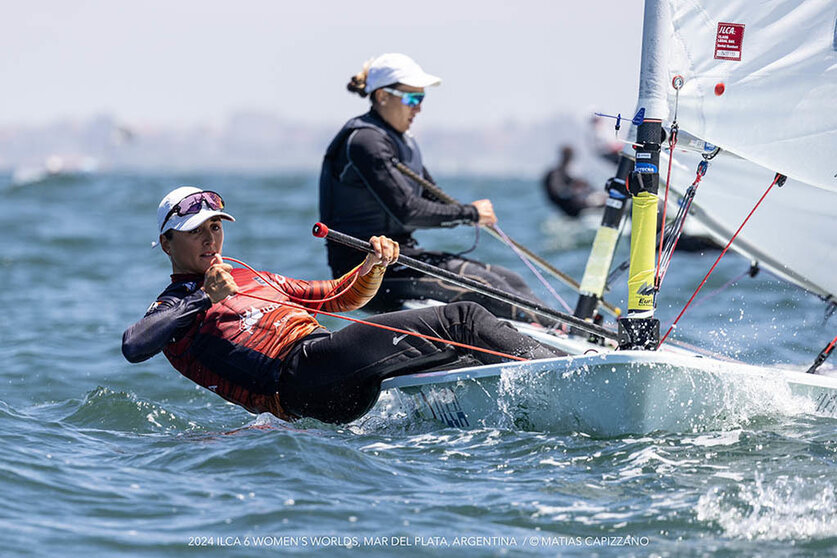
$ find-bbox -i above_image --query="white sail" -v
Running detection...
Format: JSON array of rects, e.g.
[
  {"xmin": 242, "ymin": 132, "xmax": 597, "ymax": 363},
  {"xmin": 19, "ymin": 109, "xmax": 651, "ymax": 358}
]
[
  {"xmin": 666, "ymin": 151, "xmax": 837, "ymax": 300},
  {"xmin": 651, "ymin": 0, "xmax": 837, "ymax": 300},
  {"xmin": 665, "ymin": 0, "xmax": 837, "ymax": 192}
]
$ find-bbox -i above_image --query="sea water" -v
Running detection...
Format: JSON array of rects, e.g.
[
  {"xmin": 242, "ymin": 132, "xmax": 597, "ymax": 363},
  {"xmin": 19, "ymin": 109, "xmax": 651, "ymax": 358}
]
[{"xmin": 1, "ymin": 172, "xmax": 834, "ymax": 557}]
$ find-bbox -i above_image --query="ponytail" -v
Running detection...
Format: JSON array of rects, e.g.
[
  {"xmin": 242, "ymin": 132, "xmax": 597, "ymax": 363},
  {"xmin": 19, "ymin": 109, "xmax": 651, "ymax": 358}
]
[{"xmin": 346, "ymin": 58, "xmax": 374, "ymax": 98}]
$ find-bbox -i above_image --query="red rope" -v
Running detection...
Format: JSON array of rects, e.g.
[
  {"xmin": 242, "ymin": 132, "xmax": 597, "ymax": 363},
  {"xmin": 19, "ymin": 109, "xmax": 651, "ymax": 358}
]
[
  {"xmin": 223, "ymin": 256, "xmax": 360, "ymax": 304},
  {"xmin": 658, "ymin": 173, "xmax": 782, "ymax": 347},
  {"xmin": 221, "ymin": 257, "xmax": 528, "ymax": 362}
]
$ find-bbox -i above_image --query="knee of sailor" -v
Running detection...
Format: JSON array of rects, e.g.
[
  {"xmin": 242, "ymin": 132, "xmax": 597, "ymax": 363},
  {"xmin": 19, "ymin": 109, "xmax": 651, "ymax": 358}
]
[{"xmin": 442, "ymin": 301, "xmax": 492, "ymax": 323}]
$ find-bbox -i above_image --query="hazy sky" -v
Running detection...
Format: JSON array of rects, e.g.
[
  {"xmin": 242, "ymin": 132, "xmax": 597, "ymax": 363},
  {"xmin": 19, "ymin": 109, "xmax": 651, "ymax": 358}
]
[{"xmin": 2, "ymin": 1, "xmax": 644, "ymax": 129}]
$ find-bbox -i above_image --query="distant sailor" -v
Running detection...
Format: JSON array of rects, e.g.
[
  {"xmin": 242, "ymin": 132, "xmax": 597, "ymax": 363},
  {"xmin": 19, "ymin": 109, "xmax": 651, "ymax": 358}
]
[
  {"xmin": 319, "ymin": 53, "xmax": 552, "ymax": 325},
  {"xmin": 122, "ymin": 187, "xmax": 564, "ymax": 424},
  {"xmin": 542, "ymin": 145, "xmax": 605, "ymax": 218}
]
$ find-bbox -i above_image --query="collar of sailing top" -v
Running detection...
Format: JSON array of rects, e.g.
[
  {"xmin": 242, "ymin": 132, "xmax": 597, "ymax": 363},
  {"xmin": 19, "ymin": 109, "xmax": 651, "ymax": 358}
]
[
  {"xmin": 170, "ymin": 273, "xmax": 204, "ymax": 283},
  {"xmin": 367, "ymin": 109, "xmax": 416, "ymax": 140},
  {"xmin": 363, "ymin": 110, "xmax": 423, "ymax": 175}
]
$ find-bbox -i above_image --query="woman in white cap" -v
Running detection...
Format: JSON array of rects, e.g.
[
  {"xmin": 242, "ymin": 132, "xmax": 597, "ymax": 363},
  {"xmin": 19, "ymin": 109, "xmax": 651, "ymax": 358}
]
[
  {"xmin": 123, "ymin": 187, "xmax": 563, "ymax": 424},
  {"xmin": 319, "ymin": 53, "xmax": 552, "ymax": 325}
]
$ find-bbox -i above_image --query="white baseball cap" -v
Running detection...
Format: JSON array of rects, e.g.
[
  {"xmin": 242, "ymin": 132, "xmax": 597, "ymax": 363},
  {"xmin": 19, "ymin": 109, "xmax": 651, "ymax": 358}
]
[
  {"xmin": 365, "ymin": 53, "xmax": 442, "ymax": 93},
  {"xmin": 156, "ymin": 186, "xmax": 235, "ymax": 239}
]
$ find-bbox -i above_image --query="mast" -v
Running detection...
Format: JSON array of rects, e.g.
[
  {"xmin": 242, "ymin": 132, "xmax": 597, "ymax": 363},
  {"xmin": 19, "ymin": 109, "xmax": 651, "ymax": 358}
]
[
  {"xmin": 573, "ymin": 155, "xmax": 631, "ymax": 323},
  {"xmin": 617, "ymin": 0, "xmax": 669, "ymax": 350}
]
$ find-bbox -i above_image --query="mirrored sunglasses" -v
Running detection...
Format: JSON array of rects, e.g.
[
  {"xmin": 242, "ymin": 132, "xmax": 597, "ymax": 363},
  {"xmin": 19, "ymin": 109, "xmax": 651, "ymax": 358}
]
[
  {"xmin": 383, "ymin": 87, "xmax": 425, "ymax": 108},
  {"xmin": 161, "ymin": 190, "xmax": 225, "ymax": 231}
]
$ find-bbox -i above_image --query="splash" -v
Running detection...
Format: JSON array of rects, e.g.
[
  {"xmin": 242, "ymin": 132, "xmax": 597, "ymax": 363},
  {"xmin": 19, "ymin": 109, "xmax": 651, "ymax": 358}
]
[{"xmin": 697, "ymin": 473, "xmax": 837, "ymax": 540}]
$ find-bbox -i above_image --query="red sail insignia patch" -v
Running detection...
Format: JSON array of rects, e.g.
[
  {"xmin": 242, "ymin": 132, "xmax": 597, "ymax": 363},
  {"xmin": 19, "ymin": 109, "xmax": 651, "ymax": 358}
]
[{"xmin": 715, "ymin": 22, "xmax": 745, "ymax": 61}]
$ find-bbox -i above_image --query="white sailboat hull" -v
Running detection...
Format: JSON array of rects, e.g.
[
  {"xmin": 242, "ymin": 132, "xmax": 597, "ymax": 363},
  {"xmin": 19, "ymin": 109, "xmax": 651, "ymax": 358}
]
[{"xmin": 379, "ymin": 351, "xmax": 837, "ymax": 436}]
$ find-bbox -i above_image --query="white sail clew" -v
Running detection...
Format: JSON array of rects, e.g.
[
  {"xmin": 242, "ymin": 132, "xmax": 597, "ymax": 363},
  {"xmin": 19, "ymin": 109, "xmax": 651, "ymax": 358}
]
[{"xmin": 657, "ymin": 0, "xmax": 837, "ymax": 300}]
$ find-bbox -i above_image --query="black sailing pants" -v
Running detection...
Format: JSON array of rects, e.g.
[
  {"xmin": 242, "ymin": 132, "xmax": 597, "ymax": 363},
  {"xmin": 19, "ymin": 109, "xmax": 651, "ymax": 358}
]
[{"xmin": 276, "ymin": 302, "xmax": 564, "ymax": 424}]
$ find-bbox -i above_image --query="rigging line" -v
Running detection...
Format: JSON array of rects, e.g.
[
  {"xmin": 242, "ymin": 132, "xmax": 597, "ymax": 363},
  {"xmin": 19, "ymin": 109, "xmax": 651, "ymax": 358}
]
[
  {"xmin": 230, "ymin": 287, "xmax": 529, "ymax": 363},
  {"xmin": 660, "ymin": 266, "xmax": 751, "ymax": 333},
  {"xmin": 658, "ymin": 200, "xmax": 690, "ymax": 275},
  {"xmin": 658, "ymin": 173, "xmax": 785, "ymax": 347},
  {"xmin": 489, "ymin": 224, "xmax": 573, "ymax": 313},
  {"xmin": 656, "ymin": 160, "xmax": 709, "ymax": 284},
  {"xmin": 656, "ymin": 124, "xmax": 678, "ymax": 288},
  {"xmin": 807, "ymin": 334, "xmax": 837, "ymax": 374},
  {"xmin": 656, "ymin": 76, "xmax": 687, "ymax": 288}
]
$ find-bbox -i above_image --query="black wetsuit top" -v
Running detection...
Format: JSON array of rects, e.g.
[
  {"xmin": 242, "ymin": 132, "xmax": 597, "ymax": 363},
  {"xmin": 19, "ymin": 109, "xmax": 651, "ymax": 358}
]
[{"xmin": 319, "ymin": 109, "xmax": 478, "ymax": 276}]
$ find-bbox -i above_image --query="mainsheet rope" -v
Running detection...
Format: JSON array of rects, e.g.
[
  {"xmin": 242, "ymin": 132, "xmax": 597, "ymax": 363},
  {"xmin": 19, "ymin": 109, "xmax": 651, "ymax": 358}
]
[
  {"xmin": 220, "ymin": 256, "xmax": 528, "ymax": 362},
  {"xmin": 658, "ymin": 173, "xmax": 785, "ymax": 347}
]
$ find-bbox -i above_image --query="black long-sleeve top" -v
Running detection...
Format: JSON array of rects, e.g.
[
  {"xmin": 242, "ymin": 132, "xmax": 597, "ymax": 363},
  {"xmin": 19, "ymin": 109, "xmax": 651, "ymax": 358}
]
[{"xmin": 319, "ymin": 110, "xmax": 478, "ymax": 275}]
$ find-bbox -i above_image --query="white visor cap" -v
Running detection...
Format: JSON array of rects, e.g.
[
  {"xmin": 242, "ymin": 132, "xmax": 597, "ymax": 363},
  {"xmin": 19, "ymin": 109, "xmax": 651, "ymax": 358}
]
[
  {"xmin": 156, "ymin": 186, "xmax": 235, "ymax": 238},
  {"xmin": 365, "ymin": 53, "xmax": 442, "ymax": 93}
]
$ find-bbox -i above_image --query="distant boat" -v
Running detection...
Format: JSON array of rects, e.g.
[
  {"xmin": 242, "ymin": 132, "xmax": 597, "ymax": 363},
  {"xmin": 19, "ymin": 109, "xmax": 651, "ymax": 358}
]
[{"xmin": 11, "ymin": 154, "xmax": 99, "ymax": 186}]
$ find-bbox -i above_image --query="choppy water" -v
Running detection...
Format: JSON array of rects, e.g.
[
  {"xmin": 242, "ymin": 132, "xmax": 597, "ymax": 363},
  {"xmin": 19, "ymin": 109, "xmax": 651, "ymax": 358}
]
[{"xmin": 1, "ymin": 172, "xmax": 835, "ymax": 557}]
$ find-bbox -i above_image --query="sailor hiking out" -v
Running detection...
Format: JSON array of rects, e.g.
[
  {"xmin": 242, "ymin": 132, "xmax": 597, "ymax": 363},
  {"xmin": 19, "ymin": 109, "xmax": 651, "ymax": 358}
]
[{"xmin": 122, "ymin": 187, "xmax": 564, "ymax": 424}]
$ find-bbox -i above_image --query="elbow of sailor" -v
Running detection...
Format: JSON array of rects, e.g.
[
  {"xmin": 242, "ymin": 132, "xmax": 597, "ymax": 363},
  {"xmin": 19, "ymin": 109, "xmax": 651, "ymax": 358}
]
[{"xmin": 121, "ymin": 329, "xmax": 153, "ymax": 363}]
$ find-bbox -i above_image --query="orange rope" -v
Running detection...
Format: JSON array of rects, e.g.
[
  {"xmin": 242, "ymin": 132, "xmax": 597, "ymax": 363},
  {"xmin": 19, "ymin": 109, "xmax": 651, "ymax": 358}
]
[
  {"xmin": 223, "ymin": 257, "xmax": 528, "ymax": 362},
  {"xmin": 223, "ymin": 256, "xmax": 360, "ymax": 304},
  {"xmin": 236, "ymin": 290, "xmax": 527, "ymax": 362}
]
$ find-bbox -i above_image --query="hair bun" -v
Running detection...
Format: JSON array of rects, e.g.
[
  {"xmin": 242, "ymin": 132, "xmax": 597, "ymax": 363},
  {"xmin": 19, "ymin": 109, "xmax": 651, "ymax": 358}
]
[
  {"xmin": 346, "ymin": 74, "xmax": 368, "ymax": 98},
  {"xmin": 346, "ymin": 58, "xmax": 374, "ymax": 98}
]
